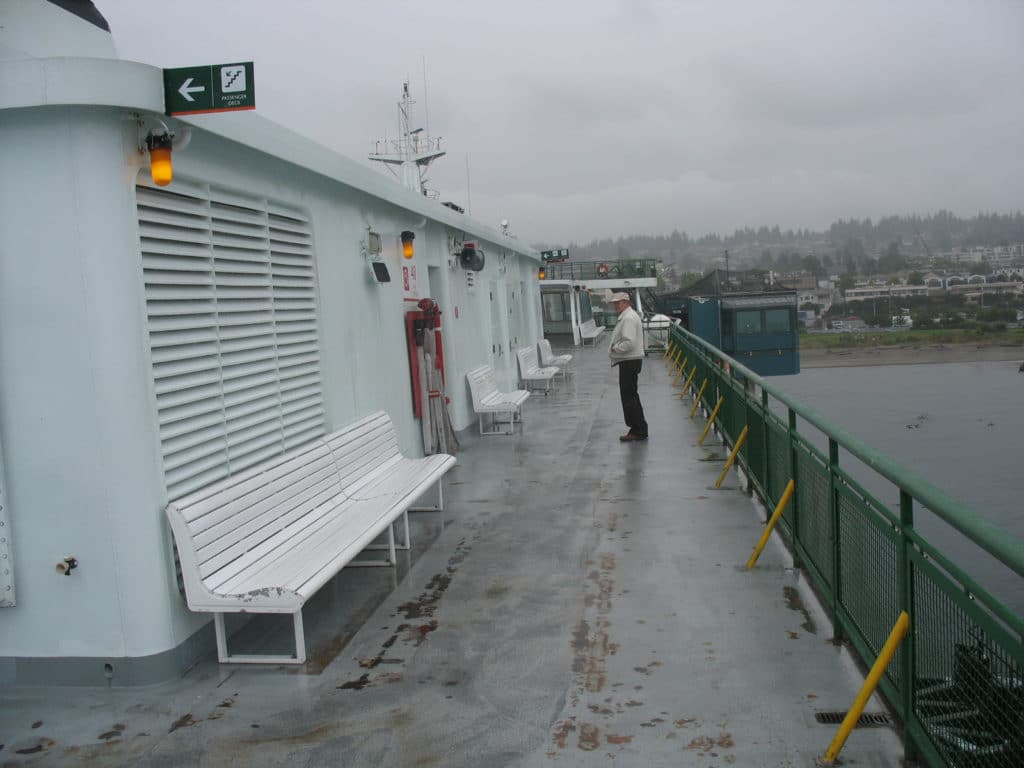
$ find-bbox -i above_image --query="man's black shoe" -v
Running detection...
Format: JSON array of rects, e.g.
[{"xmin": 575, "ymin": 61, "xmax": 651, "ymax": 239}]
[{"xmin": 620, "ymin": 433, "xmax": 647, "ymax": 442}]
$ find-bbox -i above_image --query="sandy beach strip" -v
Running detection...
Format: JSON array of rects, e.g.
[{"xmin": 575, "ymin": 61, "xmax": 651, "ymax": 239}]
[{"xmin": 800, "ymin": 342, "xmax": 1024, "ymax": 368}]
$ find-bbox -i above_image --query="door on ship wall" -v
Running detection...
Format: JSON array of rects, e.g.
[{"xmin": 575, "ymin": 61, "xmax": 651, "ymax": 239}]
[
  {"xmin": 541, "ymin": 287, "xmax": 573, "ymax": 336},
  {"xmin": 489, "ymin": 278, "xmax": 510, "ymax": 385},
  {"xmin": 506, "ymin": 281, "xmax": 525, "ymax": 357}
]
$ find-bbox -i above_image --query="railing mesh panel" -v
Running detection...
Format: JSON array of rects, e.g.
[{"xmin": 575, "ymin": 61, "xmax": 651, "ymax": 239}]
[
  {"xmin": 912, "ymin": 564, "xmax": 1024, "ymax": 768},
  {"xmin": 766, "ymin": 416, "xmax": 791, "ymax": 515},
  {"xmin": 795, "ymin": 444, "xmax": 833, "ymax": 588},
  {"xmin": 837, "ymin": 484, "xmax": 902, "ymax": 687}
]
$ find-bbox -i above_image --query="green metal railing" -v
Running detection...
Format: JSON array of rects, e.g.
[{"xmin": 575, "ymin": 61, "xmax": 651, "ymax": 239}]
[
  {"xmin": 541, "ymin": 258, "xmax": 658, "ymax": 282},
  {"xmin": 668, "ymin": 326, "xmax": 1024, "ymax": 768}
]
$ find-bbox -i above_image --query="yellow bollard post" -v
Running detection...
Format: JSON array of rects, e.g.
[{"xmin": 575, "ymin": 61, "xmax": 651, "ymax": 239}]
[
  {"xmin": 671, "ymin": 356, "xmax": 689, "ymax": 386},
  {"xmin": 679, "ymin": 364, "xmax": 696, "ymax": 397},
  {"xmin": 746, "ymin": 479, "xmax": 794, "ymax": 569},
  {"xmin": 671, "ymin": 350, "xmax": 685, "ymax": 373},
  {"xmin": 689, "ymin": 379, "xmax": 708, "ymax": 417},
  {"xmin": 681, "ymin": 365, "xmax": 698, "ymax": 394},
  {"xmin": 819, "ymin": 612, "xmax": 910, "ymax": 766},
  {"xmin": 698, "ymin": 397, "xmax": 725, "ymax": 446},
  {"xmin": 714, "ymin": 425, "xmax": 748, "ymax": 489}
]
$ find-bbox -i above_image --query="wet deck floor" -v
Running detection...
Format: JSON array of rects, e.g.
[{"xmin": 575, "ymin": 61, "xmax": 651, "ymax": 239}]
[{"xmin": 0, "ymin": 342, "xmax": 905, "ymax": 767}]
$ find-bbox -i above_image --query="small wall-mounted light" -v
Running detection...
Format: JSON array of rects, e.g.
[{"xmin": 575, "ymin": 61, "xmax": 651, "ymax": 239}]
[
  {"xmin": 363, "ymin": 230, "xmax": 390, "ymax": 283},
  {"xmin": 146, "ymin": 132, "xmax": 174, "ymax": 187},
  {"xmin": 538, "ymin": 266, "xmax": 546, "ymax": 280},
  {"xmin": 401, "ymin": 230, "xmax": 415, "ymax": 259},
  {"xmin": 367, "ymin": 231, "xmax": 382, "ymax": 255}
]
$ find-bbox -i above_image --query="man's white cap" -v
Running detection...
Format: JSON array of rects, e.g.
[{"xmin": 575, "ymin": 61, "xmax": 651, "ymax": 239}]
[{"xmin": 606, "ymin": 291, "xmax": 630, "ymax": 303}]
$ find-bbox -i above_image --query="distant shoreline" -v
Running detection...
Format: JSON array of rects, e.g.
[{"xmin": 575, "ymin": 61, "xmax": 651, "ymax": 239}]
[{"xmin": 800, "ymin": 343, "xmax": 1024, "ymax": 368}]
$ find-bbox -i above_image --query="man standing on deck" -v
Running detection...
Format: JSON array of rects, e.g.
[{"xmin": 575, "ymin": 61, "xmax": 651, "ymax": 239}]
[{"xmin": 607, "ymin": 291, "xmax": 648, "ymax": 442}]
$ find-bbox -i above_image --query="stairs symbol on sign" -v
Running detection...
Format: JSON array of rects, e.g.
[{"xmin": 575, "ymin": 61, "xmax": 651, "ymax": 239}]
[{"xmin": 221, "ymin": 66, "xmax": 245, "ymax": 92}]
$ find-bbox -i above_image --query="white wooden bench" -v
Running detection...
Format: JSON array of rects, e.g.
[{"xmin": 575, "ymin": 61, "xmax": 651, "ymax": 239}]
[
  {"xmin": 579, "ymin": 318, "xmax": 606, "ymax": 347},
  {"xmin": 538, "ymin": 339, "xmax": 573, "ymax": 380},
  {"xmin": 165, "ymin": 411, "xmax": 455, "ymax": 665},
  {"xmin": 515, "ymin": 346, "xmax": 559, "ymax": 394},
  {"xmin": 466, "ymin": 365, "xmax": 530, "ymax": 435}
]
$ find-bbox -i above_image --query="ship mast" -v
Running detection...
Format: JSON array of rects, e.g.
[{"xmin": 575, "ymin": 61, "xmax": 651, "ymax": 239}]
[{"xmin": 368, "ymin": 81, "xmax": 445, "ymax": 196}]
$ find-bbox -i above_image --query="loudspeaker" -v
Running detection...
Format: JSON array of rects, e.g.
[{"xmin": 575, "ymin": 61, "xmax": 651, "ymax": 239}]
[{"xmin": 459, "ymin": 243, "xmax": 485, "ymax": 271}]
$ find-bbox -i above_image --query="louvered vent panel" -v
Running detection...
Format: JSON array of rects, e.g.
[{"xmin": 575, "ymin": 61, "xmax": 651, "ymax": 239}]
[{"xmin": 138, "ymin": 185, "xmax": 325, "ymax": 500}]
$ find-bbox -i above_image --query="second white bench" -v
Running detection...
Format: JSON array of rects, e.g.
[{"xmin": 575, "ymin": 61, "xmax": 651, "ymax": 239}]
[
  {"xmin": 579, "ymin": 318, "xmax": 606, "ymax": 347},
  {"xmin": 467, "ymin": 365, "xmax": 530, "ymax": 435},
  {"xmin": 516, "ymin": 346, "xmax": 559, "ymax": 394},
  {"xmin": 538, "ymin": 339, "xmax": 573, "ymax": 380}
]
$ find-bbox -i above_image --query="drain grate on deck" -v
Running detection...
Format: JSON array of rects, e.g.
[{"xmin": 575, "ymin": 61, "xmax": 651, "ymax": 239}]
[{"xmin": 815, "ymin": 711, "xmax": 893, "ymax": 728}]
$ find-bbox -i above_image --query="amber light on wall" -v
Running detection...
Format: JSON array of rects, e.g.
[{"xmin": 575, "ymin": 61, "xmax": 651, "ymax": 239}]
[{"xmin": 146, "ymin": 132, "xmax": 173, "ymax": 186}]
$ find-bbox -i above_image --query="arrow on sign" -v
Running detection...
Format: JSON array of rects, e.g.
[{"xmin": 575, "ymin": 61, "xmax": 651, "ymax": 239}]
[{"xmin": 177, "ymin": 77, "xmax": 206, "ymax": 102}]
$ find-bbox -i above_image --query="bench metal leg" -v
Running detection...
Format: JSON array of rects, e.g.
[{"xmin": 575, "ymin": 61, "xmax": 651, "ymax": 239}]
[
  {"xmin": 356, "ymin": 524, "xmax": 398, "ymax": 566},
  {"xmin": 213, "ymin": 611, "xmax": 307, "ymax": 665},
  {"xmin": 410, "ymin": 481, "xmax": 444, "ymax": 513},
  {"xmin": 479, "ymin": 411, "xmax": 516, "ymax": 435},
  {"xmin": 390, "ymin": 509, "xmax": 411, "ymax": 550}
]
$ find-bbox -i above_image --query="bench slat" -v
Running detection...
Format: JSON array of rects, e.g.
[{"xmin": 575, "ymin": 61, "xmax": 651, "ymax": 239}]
[
  {"xmin": 197, "ymin": 477, "xmax": 343, "ymax": 582},
  {"xmin": 172, "ymin": 441, "xmax": 334, "ymax": 528},
  {"xmin": 249, "ymin": 499, "xmax": 396, "ymax": 596},
  {"xmin": 190, "ymin": 457, "xmax": 339, "ymax": 547},
  {"xmin": 211, "ymin": 494, "xmax": 359, "ymax": 596}
]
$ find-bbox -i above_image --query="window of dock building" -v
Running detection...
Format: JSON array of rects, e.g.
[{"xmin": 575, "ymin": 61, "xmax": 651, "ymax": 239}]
[
  {"xmin": 136, "ymin": 182, "xmax": 325, "ymax": 500},
  {"xmin": 736, "ymin": 309, "xmax": 763, "ymax": 334},
  {"xmin": 764, "ymin": 308, "xmax": 792, "ymax": 334}
]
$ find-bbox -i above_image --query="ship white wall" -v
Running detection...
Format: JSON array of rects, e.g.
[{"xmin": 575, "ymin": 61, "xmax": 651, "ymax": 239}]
[
  {"xmin": 0, "ymin": 106, "xmax": 178, "ymax": 660},
  {"xmin": 0, "ymin": 57, "xmax": 540, "ymax": 678}
]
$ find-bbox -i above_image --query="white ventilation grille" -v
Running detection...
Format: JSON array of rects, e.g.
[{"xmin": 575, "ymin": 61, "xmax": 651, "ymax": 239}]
[{"xmin": 137, "ymin": 182, "xmax": 325, "ymax": 500}]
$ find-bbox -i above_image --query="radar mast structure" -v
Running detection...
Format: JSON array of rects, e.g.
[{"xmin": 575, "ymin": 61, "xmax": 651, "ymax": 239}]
[{"xmin": 369, "ymin": 81, "xmax": 446, "ymax": 197}]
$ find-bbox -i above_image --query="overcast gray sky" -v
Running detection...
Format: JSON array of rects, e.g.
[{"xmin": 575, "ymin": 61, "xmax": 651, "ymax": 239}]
[{"xmin": 97, "ymin": 0, "xmax": 1024, "ymax": 246}]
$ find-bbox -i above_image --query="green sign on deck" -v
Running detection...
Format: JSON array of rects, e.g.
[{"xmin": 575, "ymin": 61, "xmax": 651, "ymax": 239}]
[
  {"xmin": 163, "ymin": 62, "xmax": 255, "ymax": 116},
  {"xmin": 541, "ymin": 248, "xmax": 570, "ymax": 262}
]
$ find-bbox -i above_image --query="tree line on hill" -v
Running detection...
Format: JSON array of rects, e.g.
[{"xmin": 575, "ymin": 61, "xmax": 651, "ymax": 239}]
[{"xmin": 544, "ymin": 211, "xmax": 1024, "ymax": 275}]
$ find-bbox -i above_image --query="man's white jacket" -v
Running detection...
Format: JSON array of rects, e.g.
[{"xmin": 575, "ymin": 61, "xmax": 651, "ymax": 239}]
[{"xmin": 608, "ymin": 307, "xmax": 645, "ymax": 365}]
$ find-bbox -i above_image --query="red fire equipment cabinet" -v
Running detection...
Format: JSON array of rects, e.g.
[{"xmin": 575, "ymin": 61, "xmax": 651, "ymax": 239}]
[{"xmin": 405, "ymin": 298, "xmax": 446, "ymax": 419}]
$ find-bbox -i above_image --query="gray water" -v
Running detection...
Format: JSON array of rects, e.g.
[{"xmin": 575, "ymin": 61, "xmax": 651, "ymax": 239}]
[{"xmin": 773, "ymin": 360, "xmax": 1023, "ymax": 617}]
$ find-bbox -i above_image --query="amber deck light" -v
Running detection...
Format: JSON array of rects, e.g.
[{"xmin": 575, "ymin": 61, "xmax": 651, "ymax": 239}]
[
  {"xmin": 401, "ymin": 230, "xmax": 415, "ymax": 259},
  {"xmin": 146, "ymin": 133, "xmax": 174, "ymax": 186}
]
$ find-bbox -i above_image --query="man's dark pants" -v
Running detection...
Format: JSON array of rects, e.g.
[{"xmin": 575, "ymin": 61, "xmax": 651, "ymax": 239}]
[{"xmin": 617, "ymin": 358, "xmax": 648, "ymax": 438}]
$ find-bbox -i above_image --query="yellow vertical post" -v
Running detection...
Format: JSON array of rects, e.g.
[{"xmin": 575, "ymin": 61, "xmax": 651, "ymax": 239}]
[
  {"xmin": 667, "ymin": 348, "xmax": 681, "ymax": 370},
  {"xmin": 698, "ymin": 397, "xmax": 725, "ymax": 446},
  {"xmin": 746, "ymin": 479, "xmax": 794, "ymax": 569},
  {"xmin": 662, "ymin": 341, "xmax": 674, "ymax": 360},
  {"xmin": 672, "ymin": 350, "xmax": 685, "ymax": 373},
  {"xmin": 819, "ymin": 612, "xmax": 910, "ymax": 766},
  {"xmin": 671, "ymin": 357, "xmax": 689, "ymax": 386},
  {"xmin": 714, "ymin": 425, "xmax": 748, "ymax": 489},
  {"xmin": 689, "ymin": 379, "xmax": 708, "ymax": 417},
  {"xmin": 681, "ymin": 365, "xmax": 698, "ymax": 394}
]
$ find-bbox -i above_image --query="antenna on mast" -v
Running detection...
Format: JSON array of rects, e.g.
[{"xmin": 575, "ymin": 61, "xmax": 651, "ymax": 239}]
[{"xmin": 368, "ymin": 80, "xmax": 445, "ymax": 197}]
